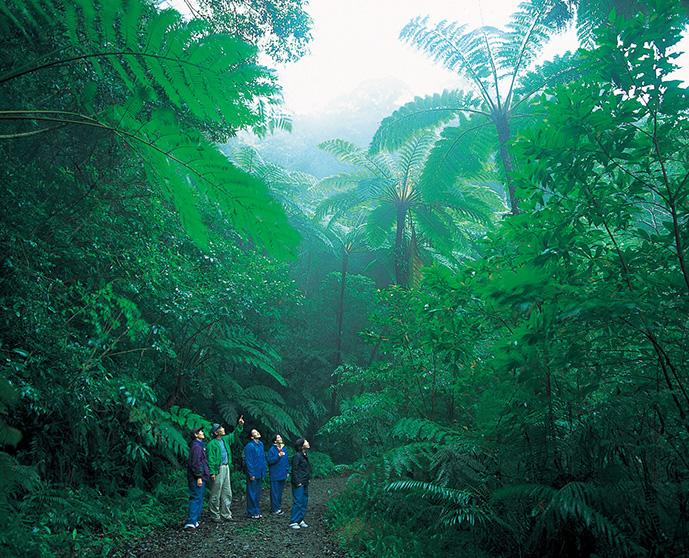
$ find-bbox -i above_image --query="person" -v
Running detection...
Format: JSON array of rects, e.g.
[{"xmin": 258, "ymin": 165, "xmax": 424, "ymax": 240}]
[
  {"xmin": 288, "ymin": 437, "xmax": 311, "ymax": 530},
  {"xmin": 243, "ymin": 428, "xmax": 267, "ymax": 519},
  {"xmin": 184, "ymin": 427, "xmax": 210, "ymax": 530},
  {"xmin": 267, "ymin": 434, "xmax": 289, "ymax": 514},
  {"xmin": 207, "ymin": 415, "xmax": 244, "ymax": 522}
]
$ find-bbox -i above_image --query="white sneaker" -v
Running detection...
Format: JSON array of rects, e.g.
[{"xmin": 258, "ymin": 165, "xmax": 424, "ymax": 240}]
[
  {"xmin": 183, "ymin": 523, "xmax": 196, "ymax": 530},
  {"xmin": 299, "ymin": 520, "xmax": 308, "ymax": 528},
  {"xmin": 289, "ymin": 522, "xmax": 301, "ymax": 529}
]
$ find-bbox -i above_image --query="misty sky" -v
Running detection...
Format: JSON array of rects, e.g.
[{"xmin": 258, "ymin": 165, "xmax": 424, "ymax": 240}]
[
  {"xmin": 168, "ymin": 0, "xmax": 689, "ymax": 117},
  {"xmin": 274, "ymin": 0, "xmax": 578, "ymax": 114}
]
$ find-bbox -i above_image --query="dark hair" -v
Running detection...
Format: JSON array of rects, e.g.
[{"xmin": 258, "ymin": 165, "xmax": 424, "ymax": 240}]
[
  {"xmin": 190, "ymin": 427, "xmax": 203, "ymax": 443},
  {"xmin": 294, "ymin": 437, "xmax": 305, "ymax": 451},
  {"xmin": 273, "ymin": 434, "xmax": 282, "ymax": 444}
]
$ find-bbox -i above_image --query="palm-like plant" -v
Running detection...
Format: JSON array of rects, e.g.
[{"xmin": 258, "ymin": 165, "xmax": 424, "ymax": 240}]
[
  {"xmin": 318, "ymin": 135, "xmax": 503, "ymax": 287},
  {"xmin": 371, "ymin": 0, "xmax": 578, "ymax": 215}
]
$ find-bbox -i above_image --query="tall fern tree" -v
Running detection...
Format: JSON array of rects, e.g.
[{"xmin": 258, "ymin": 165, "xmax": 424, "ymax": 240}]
[
  {"xmin": 318, "ymin": 135, "xmax": 503, "ymax": 287},
  {"xmin": 371, "ymin": 0, "xmax": 577, "ymax": 215},
  {"xmin": 0, "ymin": 0, "xmax": 298, "ymax": 256}
]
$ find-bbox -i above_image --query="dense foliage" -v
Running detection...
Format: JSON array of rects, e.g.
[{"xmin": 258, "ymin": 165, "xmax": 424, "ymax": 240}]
[
  {"xmin": 2, "ymin": 0, "xmax": 689, "ymax": 557},
  {"xmin": 322, "ymin": 2, "xmax": 689, "ymax": 557}
]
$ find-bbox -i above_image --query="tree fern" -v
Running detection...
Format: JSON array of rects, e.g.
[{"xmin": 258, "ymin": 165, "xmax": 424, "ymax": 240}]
[
  {"xmin": 1, "ymin": 0, "xmax": 297, "ymax": 257},
  {"xmin": 319, "ymin": 132, "xmax": 500, "ymax": 285},
  {"xmin": 385, "ymin": 1, "xmax": 580, "ymax": 214}
]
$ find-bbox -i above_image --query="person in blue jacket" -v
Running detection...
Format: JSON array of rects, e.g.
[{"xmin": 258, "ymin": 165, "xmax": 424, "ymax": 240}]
[
  {"xmin": 267, "ymin": 434, "xmax": 289, "ymax": 514},
  {"xmin": 243, "ymin": 428, "xmax": 267, "ymax": 518}
]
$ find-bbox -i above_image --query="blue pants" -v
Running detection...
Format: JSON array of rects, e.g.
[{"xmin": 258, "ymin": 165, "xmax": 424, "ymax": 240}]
[
  {"xmin": 289, "ymin": 483, "xmax": 308, "ymax": 524},
  {"xmin": 270, "ymin": 479, "xmax": 286, "ymax": 512},
  {"xmin": 185, "ymin": 478, "xmax": 206, "ymax": 525},
  {"xmin": 246, "ymin": 477, "xmax": 263, "ymax": 516}
]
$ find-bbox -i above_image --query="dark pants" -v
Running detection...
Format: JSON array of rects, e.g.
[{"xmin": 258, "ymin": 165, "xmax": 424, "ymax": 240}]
[
  {"xmin": 246, "ymin": 477, "xmax": 263, "ymax": 516},
  {"xmin": 185, "ymin": 478, "xmax": 206, "ymax": 525},
  {"xmin": 289, "ymin": 483, "xmax": 308, "ymax": 524},
  {"xmin": 270, "ymin": 479, "xmax": 286, "ymax": 512}
]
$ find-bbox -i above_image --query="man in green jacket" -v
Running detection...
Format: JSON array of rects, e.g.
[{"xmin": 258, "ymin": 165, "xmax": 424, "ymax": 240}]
[{"xmin": 207, "ymin": 415, "xmax": 244, "ymax": 522}]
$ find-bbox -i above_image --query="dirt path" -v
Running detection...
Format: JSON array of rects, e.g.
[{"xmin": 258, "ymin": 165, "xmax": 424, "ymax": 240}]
[{"xmin": 118, "ymin": 478, "xmax": 350, "ymax": 558}]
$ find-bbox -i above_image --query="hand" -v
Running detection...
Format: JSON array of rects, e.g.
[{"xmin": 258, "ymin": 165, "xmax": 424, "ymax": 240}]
[
  {"xmin": 238, "ymin": 415, "xmax": 245, "ymax": 425},
  {"xmin": 278, "ymin": 451, "xmax": 284, "ymax": 456},
  {"xmin": 211, "ymin": 475, "xmax": 216, "ymax": 481},
  {"xmin": 297, "ymin": 483, "xmax": 302, "ymax": 487},
  {"xmin": 197, "ymin": 478, "xmax": 203, "ymax": 487},
  {"xmin": 249, "ymin": 476, "xmax": 256, "ymax": 481}
]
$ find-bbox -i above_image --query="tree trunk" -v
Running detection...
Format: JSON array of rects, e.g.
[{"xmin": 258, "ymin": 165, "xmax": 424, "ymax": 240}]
[
  {"xmin": 495, "ymin": 112, "xmax": 519, "ymax": 215},
  {"xmin": 331, "ymin": 249, "xmax": 349, "ymax": 415},
  {"xmin": 334, "ymin": 250, "xmax": 348, "ymax": 367},
  {"xmin": 394, "ymin": 204, "xmax": 408, "ymax": 286}
]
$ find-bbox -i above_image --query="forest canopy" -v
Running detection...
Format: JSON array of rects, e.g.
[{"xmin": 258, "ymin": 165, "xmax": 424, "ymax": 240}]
[{"xmin": 1, "ymin": 0, "xmax": 689, "ymax": 557}]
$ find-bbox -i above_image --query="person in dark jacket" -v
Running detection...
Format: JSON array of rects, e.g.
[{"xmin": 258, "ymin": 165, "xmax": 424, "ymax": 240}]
[
  {"xmin": 267, "ymin": 434, "xmax": 289, "ymax": 514},
  {"xmin": 243, "ymin": 428, "xmax": 267, "ymax": 518},
  {"xmin": 288, "ymin": 437, "xmax": 311, "ymax": 529},
  {"xmin": 185, "ymin": 427, "xmax": 210, "ymax": 530}
]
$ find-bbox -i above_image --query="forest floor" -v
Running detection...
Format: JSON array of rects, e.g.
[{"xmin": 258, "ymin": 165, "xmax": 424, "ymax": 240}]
[{"xmin": 117, "ymin": 477, "xmax": 350, "ymax": 558}]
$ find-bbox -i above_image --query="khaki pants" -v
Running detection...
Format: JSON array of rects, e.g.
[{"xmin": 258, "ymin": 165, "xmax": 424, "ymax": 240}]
[{"xmin": 209, "ymin": 464, "xmax": 233, "ymax": 520}]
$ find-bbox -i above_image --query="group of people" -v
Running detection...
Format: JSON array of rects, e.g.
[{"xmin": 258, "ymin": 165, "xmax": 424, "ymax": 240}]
[{"xmin": 184, "ymin": 415, "xmax": 312, "ymax": 531}]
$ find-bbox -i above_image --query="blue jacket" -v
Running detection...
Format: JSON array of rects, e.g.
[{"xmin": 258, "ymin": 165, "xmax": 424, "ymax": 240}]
[
  {"xmin": 267, "ymin": 444, "xmax": 289, "ymax": 481},
  {"xmin": 243, "ymin": 440, "xmax": 267, "ymax": 479}
]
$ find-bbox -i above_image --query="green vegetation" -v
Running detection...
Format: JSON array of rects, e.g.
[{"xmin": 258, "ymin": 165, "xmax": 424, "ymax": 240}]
[{"xmin": 2, "ymin": 0, "xmax": 689, "ymax": 557}]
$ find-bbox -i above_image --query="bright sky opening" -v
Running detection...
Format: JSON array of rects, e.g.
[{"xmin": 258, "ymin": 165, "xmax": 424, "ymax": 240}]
[{"xmin": 273, "ymin": 0, "xmax": 580, "ymax": 114}]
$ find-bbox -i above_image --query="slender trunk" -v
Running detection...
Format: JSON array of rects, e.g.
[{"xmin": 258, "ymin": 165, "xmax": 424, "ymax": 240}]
[
  {"xmin": 495, "ymin": 112, "xmax": 519, "ymax": 215},
  {"xmin": 335, "ymin": 250, "xmax": 349, "ymax": 366},
  {"xmin": 394, "ymin": 204, "xmax": 408, "ymax": 286},
  {"xmin": 330, "ymin": 250, "xmax": 348, "ymax": 415},
  {"xmin": 669, "ymin": 202, "xmax": 689, "ymax": 297},
  {"xmin": 651, "ymin": 110, "xmax": 689, "ymax": 297}
]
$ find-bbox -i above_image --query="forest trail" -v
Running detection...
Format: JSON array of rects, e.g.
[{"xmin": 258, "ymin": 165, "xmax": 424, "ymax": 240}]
[{"xmin": 118, "ymin": 478, "xmax": 349, "ymax": 558}]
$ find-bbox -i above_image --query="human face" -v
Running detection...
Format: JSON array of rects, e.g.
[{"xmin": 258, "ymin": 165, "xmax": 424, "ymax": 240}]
[
  {"xmin": 195, "ymin": 429, "xmax": 205, "ymax": 440},
  {"xmin": 275, "ymin": 435, "xmax": 283, "ymax": 445},
  {"xmin": 214, "ymin": 426, "xmax": 225, "ymax": 438},
  {"xmin": 302, "ymin": 439, "xmax": 310, "ymax": 450},
  {"xmin": 251, "ymin": 429, "xmax": 261, "ymax": 440}
]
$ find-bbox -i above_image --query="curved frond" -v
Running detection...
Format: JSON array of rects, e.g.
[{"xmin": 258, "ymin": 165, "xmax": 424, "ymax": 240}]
[
  {"xmin": 371, "ymin": 90, "xmax": 485, "ymax": 153},
  {"xmin": 417, "ymin": 114, "xmax": 495, "ymax": 197},
  {"xmin": 387, "ymin": 480, "xmax": 489, "ymax": 527},
  {"xmin": 499, "ymin": 0, "xmax": 568, "ymax": 104},
  {"xmin": 400, "ymin": 17, "xmax": 495, "ymax": 106},
  {"xmin": 512, "ymin": 50, "xmax": 582, "ymax": 110}
]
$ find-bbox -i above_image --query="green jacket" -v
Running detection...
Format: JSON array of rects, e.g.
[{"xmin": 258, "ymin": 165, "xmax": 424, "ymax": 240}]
[{"xmin": 207, "ymin": 423, "xmax": 243, "ymax": 475}]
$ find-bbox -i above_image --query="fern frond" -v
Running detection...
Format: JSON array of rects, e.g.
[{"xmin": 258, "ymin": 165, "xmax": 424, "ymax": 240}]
[
  {"xmin": 512, "ymin": 51, "xmax": 582, "ymax": 110},
  {"xmin": 387, "ymin": 480, "xmax": 489, "ymax": 527},
  {"xmin": 397, "ymin": 132, "xmax": 436, "ymax": 187},
  {"xmin": 382, "ymin": 443, "xmax": 434, "ymax": 478},
  {"xmin": 499, "ymin": 0, "xmax": 566, "ymax": 104},
  {"xmin": 400, "ymin": 17, "xmax": 494, "ymax": 105},
  {"xmin": 217, "ymin": 333, "xmax": 287, "ymax": 387},
  {"xmin": 371, "ymin": 90, "xmax": 485, "ymax": 153},
  {"xmin": 417, "ymin": 115, "xmax": 496, "ymax": 198},
  {"xmin": 391, "ymin": 417, "xmax": 457, "ymax": 444}
]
